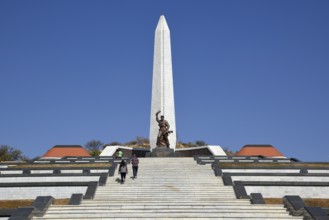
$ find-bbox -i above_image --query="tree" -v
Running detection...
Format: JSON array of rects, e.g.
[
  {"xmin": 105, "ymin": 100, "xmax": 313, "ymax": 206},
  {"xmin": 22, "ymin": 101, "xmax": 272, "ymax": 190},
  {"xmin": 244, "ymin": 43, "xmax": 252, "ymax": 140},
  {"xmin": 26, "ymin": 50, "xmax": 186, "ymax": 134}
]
[
  {"xmin": 136, "ymin": 136, "xmax": 149, "ymax": 145},
  {"xmin": 223, "ymin": 147, "xmax": 236, "ymax": 156},
  {"xmin": 195, "ymin": 140, "xmax": 207, "ymax": 146},
  {"xmin": 0, "ymin": 145, "xmax": 27, "ymax": 162},
  {"xmin": 124, "ymin": 137, "xmax": 150, "ymax": 147},
  {"xmin": 85, "ymin": 140, "xmax": 104, "ymax": 151},
  {"xmin": 85, "ymin": 140, "xmax": 104, "ymax": 156},
  {"xmin": 125, "ymin": 140, "xmax": 137, "ymax": 146},
  {"xmin": 106, "ymin": 141, "xmax": 122, "ymax": 146}
]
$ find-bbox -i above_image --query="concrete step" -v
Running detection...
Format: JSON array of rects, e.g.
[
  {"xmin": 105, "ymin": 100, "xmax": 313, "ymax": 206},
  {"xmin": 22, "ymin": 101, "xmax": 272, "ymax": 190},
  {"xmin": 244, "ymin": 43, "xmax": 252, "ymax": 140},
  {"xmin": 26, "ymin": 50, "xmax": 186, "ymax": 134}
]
[
  {"xmin": 105, "ymin": 181, "xmax": 223, "ymax": 184},
  {"xmin": 44, "ymin": 210, "xmax": 292, "ymax": 215},
  {"xmin": 93, "ymin": 199, "xmax": 238, "ymax": 202},
  {"xmin": 95, "ymin": 192, "xmax": 237, "ymax": 196},
  {"xmin": 105, "ymin": 183, "xmax": 226, "ymax": 186},
  {"xmin": 81, "ymin": 201, "xmax": 255, "ymax": 205},
  {"xmin": 32, "ymin": 158, "xmax": 301, "ymax": 220},
  {"xmin": 37, "ymin": 212, "xmax": 301, "ymax": 219},
  {"xmin": 96, "ymin": 193, "xmax": 236, "ymax": 197},
  {"xmin": 41, "ymin": 210, "xmax": 292, "ymax": 216},
  {"xmin": 99, "ymin": 186, "xmax": 232, "ymax": 189},
  {"xmin": 99, "ymin": 189, "xmax": 229, "ymax": 192},
  {"xmin": 104, "ymin": 181, "xmax": 225, "ymax": 184},
  {"xmin": 95, "ymin": 194, "xmax": 236, "ymax": 197},
  {"xmin": 102, "ymin": 185, "xmax": 227, "ymax": 188},
  {"xmin": 98, "ymin": 189, "xmax": 234, "ymax": 191},
  {"xmin": 98, "ymin": 186, "xmax": 230, "ymax": 189},
  {"xmin": 34, "ymin": 218, "xmax": 302, "ymax": 220},
  {"xmin": 49, "ymin": 204, "xmax": 286, "ymax": 210},
  {"xmin": 100, "ymin": 191, "xmax": 229, "ymax": 194}
]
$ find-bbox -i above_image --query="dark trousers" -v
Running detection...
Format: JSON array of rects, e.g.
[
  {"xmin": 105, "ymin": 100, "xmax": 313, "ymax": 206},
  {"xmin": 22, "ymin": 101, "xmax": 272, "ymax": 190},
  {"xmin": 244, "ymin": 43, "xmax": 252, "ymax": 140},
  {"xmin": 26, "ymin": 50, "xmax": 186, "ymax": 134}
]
[
  {"xmin": 120, "ymin": 172, "xmax": 126, "ymax": 182},
  {"xmin": 132, "ymin": 166, "xmax": 138, "ymax": 177}
]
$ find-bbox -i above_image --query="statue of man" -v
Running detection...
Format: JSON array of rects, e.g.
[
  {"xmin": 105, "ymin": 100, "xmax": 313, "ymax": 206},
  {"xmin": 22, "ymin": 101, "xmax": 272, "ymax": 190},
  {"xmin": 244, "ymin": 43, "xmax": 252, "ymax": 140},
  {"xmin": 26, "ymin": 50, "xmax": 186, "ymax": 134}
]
[{"xmin": 156, "ymin": 111, "xmax": 172, "ymax": 148}]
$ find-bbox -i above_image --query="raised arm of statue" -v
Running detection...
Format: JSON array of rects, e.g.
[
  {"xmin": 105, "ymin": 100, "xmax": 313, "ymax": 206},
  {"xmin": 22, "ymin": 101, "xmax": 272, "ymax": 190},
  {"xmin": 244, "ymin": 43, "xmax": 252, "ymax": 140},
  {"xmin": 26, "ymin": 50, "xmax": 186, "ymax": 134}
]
[{"xmin": 156, "ymin": 111, "xmax": 161, "ymax": 122}]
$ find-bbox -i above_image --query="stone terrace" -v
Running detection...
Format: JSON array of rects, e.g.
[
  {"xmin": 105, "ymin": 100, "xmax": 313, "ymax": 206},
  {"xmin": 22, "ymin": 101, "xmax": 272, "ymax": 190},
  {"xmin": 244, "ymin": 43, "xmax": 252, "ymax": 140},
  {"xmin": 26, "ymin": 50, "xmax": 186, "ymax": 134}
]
[
  {"xmin": 33, "ymin": 158, "xmax": 301, "ymax": 219},
  {"xmin": 0, "ymin": 157, "xmax": 119, "ymax": 220}
]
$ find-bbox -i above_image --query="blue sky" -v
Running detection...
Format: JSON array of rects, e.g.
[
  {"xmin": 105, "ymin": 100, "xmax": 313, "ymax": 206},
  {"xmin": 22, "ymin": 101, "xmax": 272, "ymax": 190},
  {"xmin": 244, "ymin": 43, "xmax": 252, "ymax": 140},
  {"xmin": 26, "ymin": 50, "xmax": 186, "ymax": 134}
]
[{"xmin": 0, "ymin": 1, "xmax": 328, "ymax": 161}]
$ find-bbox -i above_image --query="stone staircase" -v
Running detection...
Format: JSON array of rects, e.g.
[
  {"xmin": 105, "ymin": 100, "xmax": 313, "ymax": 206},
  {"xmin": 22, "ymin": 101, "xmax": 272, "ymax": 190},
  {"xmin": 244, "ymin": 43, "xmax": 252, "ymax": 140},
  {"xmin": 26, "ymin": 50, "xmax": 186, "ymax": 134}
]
[{"xmin": 34, "ymin": 157, "xmax": 302, "ymax": 219}]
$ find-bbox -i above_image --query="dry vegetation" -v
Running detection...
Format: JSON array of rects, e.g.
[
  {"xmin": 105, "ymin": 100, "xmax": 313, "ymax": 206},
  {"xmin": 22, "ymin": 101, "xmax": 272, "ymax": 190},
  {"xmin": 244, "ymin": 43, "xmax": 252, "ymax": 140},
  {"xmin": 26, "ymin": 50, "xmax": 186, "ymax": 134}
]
[
  {"xmin": 264, "ymin": 198, "xmax": 284, "ymax": 204},
  {"xmin": 10, "ymin": 163, "xmax": 111, "ymax": 169},
  {"xmin": 303, "ymin": 198, "xmax": 329, "ymax": 208},
  {"xmin": 265, "ymin": 198, "xmax": 329, "ymax": 208},
  {"xmin": 219, "ymin": 162, "xmax": 329, "ymax": 168},
  {"xmin": 0, "ymin": 199, "xmax": 69, "ymax": 209},
  {"xmin": 127, "ymin": 145, "xmax": 150, "ymax": 149}
]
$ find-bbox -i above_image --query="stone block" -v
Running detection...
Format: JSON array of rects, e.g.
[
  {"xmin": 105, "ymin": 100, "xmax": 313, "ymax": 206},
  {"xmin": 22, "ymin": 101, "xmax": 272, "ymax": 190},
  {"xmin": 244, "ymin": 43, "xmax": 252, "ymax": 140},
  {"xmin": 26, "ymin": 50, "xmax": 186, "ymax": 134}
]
[
  {"xmin": 303, "ymin": 206, "xmax": 329, "ymax": 220},
  {"xmin": 108, "ymin": 165, "xmax": 117, "ymax": 176},
  {"xmin": 283, "ymin": 195, "xmax": 305, "ymax": 216},
  {"xmin": 82, "ymin": 169, "xmax": 90, "ymax": 174},
  {"xmin": 222, "ymin": 176, "xmax": 233, "ymax": 185},
  {"xmin": 83, "ymin": 181, "xmax": 98, "ymax": 199},
  {"xmin": 233, "ymin": 181, "xmax": 249, "ymax": 199},
  {"xmin": 69, "ymin": 193, "xmax": 84, "ymax": 205},
  {"xmin": 151, "ymin": 147, "xmax": 175, "ymax": 157},
  {"xmin": 99, "ymin": 173, "xmax": 108, "ymax": 186},
  {"xmin": 300, "ymin": 168, "xmax": 308, "ymax": 174},
  {"xmin": 22, "ymin": 169, "xmax": 31, "ymax": 174},
  {"xmin": 53, "ymin": 169, "xmax": 61, "ymax": 174},
  {"xmin": 250, "ymin": 193, "xmax": 265, "ymax": 204},
  {"xmin": 213, "ymin": 164, "xmax": 222, "ymax": 176},
  {"xmin": 8, "ymin": 207, "xmax": 34, "ymax": 220},
  {"xmin": 32, "ymin": 196, "xmax": 54, "ymax": 217},
  {"xmin": 0, "ymin": 208, "xmax": 14, "ymax": 217}
]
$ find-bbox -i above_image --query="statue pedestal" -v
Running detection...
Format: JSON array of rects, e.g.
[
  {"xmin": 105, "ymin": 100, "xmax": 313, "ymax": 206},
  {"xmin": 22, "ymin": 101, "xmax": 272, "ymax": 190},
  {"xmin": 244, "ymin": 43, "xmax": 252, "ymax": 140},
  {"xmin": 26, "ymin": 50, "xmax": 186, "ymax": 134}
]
[{"xmin": 151, "ymin": 147, "xmax": 175, "ymax": 157}]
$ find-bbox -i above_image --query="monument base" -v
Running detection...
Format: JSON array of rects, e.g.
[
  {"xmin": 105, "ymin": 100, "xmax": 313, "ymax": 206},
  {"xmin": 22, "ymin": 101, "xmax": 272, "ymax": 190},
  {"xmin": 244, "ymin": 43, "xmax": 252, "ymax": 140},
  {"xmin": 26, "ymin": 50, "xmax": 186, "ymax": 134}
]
[{"xmin": 151, "ymin": 147, "xmax": 175, "ymax": 157}]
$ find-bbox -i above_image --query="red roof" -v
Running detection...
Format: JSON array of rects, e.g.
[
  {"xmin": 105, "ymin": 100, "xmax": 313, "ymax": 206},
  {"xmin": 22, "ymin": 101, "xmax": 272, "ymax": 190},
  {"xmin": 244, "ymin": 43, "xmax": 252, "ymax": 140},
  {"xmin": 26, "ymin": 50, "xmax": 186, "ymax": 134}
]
[
  {"xmin": 43, "ymin": 145, "xmax": 91, "ymax": 158},
  {"xmin": 235, "ymin": 145, "xmax": 285, "ymax": 157}
]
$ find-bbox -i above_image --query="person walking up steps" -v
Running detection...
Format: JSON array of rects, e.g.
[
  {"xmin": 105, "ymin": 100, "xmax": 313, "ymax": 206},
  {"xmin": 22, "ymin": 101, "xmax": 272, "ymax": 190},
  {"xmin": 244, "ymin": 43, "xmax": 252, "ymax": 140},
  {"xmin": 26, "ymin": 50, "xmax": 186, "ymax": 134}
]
[
  {"xmin": 118, "ymin": 160, "xmax": 128, "ymax": 184},
  {"xmin": 131, "ymin": 154, "xmax": 139, "ymax": 179}
]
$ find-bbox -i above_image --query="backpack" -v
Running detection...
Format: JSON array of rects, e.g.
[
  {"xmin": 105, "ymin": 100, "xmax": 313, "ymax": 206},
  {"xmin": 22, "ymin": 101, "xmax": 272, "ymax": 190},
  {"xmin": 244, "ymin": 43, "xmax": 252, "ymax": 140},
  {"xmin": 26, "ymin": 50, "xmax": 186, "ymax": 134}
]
[{"xmin": 120, "ymin": 165, "xmax": 127, "ymax": 173}]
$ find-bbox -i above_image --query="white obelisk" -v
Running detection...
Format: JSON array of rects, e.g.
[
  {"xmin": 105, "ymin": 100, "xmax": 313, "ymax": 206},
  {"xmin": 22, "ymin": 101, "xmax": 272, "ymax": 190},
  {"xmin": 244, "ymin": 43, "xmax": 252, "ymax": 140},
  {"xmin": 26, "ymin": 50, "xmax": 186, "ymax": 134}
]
[{"xmin": 149, "ymin": 15, "xmax": 176, "ymax": 150}]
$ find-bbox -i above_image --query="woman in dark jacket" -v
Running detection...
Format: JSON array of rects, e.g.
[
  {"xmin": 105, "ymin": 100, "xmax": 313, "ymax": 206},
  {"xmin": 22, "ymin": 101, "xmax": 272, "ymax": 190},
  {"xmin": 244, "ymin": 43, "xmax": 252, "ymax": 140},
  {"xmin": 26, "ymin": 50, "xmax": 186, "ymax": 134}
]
[{"xmin": 118, "ymin": 160, "xmax": 128, "ymax": 183}]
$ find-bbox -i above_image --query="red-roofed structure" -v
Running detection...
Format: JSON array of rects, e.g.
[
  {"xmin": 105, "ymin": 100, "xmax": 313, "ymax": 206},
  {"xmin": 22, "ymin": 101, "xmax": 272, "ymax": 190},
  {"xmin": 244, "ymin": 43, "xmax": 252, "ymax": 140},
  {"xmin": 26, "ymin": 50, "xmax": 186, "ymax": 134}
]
[
  {"xmin": 42, "ymin": 145, "xmax": 91, "ymax": 158},
  {"xmin": 235, "ymin": 145, "xmax": 285, "ymax": 158}
]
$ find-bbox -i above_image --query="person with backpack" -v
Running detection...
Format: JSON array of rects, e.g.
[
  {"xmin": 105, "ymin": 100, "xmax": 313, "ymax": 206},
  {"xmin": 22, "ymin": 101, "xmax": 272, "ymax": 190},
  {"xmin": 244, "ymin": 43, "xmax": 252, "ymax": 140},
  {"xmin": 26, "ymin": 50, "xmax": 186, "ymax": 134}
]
[
  {"xmin": 131, "ymin": 154, "xmax": 139, "ymax": 179},
  {"xmin": 118, "ymin": 160, "xmax": 128, "ymax": 184}
]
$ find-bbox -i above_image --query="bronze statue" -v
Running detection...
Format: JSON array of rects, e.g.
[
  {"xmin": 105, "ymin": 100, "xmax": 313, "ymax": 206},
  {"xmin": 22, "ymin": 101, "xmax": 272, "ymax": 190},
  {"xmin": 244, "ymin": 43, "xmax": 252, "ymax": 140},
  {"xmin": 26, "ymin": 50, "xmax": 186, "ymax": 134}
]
[{"xmin": 156, "ymin": 111, "xmax": 173, "ymax": 148}]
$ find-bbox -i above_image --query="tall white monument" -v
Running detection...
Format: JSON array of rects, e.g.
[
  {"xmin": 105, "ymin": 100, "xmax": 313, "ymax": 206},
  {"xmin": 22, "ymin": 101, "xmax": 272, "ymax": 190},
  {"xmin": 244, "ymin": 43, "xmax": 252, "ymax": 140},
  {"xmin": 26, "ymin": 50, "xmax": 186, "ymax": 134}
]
[{"xmin": 149, "ymin": 15, "xmax": 176, "ymax": 150}]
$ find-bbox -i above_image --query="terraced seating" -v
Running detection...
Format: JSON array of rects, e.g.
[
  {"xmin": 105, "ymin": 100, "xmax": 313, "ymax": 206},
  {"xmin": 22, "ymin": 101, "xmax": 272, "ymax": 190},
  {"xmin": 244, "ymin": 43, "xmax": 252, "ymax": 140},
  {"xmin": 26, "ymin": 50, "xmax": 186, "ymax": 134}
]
[
  {"xmin": 3, "ymin": 156, "xmax": 328, "ymax": 219},
  {"xmin": 33, "ymin": 158, "xmax": 300, "ymax": 219},
  {"xmin": 195, "ymin": 155, "xmax": 296, "ymax": 165},
  {"xmin": 201, "ymin": 156, "xmax": 329, "ymax": 218},
  {"xmin": 0, "ymin": 159, "xmax": 117, "ymax": 202}
]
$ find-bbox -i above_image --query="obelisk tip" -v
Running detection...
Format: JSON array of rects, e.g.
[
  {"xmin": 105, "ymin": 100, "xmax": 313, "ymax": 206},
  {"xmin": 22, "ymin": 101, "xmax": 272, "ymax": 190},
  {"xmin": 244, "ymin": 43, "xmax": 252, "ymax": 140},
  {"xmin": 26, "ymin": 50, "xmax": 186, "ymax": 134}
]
[{"xmin": 156, "ymin": 15, "xmax": 169, "ymax": 31}]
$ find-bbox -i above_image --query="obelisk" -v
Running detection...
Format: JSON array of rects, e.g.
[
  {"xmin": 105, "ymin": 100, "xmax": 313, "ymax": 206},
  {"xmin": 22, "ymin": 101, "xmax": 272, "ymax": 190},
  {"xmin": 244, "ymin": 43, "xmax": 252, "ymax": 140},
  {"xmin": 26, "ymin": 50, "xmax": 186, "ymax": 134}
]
[{"xmin": 149, "ymin": 15, "xmax": 176, "ymax": 150}]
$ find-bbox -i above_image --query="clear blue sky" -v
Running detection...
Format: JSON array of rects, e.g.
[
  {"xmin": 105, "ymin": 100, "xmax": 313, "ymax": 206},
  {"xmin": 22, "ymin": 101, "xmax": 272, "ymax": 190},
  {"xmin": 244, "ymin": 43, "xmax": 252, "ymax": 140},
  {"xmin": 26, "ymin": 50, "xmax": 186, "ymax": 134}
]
[{"xmin": 1, "ymin": 1, "xmax": 328, "ymax": 161}]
